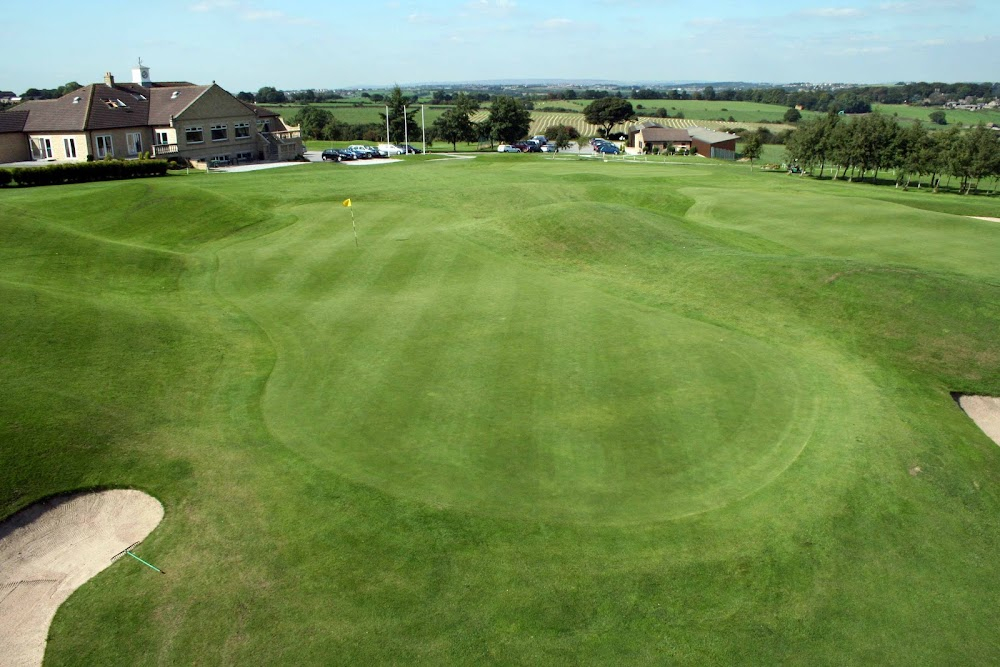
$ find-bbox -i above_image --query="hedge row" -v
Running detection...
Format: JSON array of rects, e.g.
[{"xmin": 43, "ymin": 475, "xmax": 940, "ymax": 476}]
[{"xmin": 2, "ymin": 159, "xmax": 169, "ymax": 187}]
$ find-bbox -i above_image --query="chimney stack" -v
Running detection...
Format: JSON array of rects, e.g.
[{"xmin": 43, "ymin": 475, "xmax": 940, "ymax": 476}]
[{"xmin": 104, "ymin": 72, "xmax": 115, "ymax": 87}]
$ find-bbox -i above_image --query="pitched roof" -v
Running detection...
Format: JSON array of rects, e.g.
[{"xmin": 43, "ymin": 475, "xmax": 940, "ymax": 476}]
[
  {"xmin": 7, "ymin": 77, "xmax": 277, "ymax": 134},
  {"xmin": 629, "ymin": 121, "xmax": 663, "ymax": 132},
  {"xmin": 241, "ymin": 102, "xmax": 280, "ymax": 119},
  {"xmin": 0, "ymin": 109, "xmax": 29, "ymax": 133},
  {"xmin": 85, "ymin": 84, "xmax": 151, "ymax": 130},
  {"xmin": 17, "ymin": 84, "xmax": 152, "ymax": 131},
  {"xmin": 147, "ymin": 85, "xmax": 211, "ymax": 125},
  {"xmin": 687, "ymin": 127, "xmax": 739, "ymax": 144},
  {"xmin": 17, "ymin": 94, "xmax": 89, "ymax": 131},
  {"xmin": 639, "ymin": 127, "xmax": 691, "ymax": 142}
]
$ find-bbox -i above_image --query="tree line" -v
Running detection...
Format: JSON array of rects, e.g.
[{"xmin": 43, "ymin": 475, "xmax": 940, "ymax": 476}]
[{"xmin": 783, "ymin": 112, "xmax": 1000, "ymax": 194}]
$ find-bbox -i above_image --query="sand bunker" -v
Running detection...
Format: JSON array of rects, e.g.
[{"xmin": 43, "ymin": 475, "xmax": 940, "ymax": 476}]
[
  {"xmin": 969, "ymin": 216, "xmax": 1000, "ymax": 223},
  {"xmin": 958, "ymin": 395, "xmax": 1000, "ymax": 447},
  {"xmin": 0, "ymin": 489, "xmax": 163, "ymax": 667}
]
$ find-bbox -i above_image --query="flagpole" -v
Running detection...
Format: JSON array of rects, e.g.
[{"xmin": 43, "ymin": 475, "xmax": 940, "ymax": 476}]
[
  {"xmin": 350, "ymin": 208, "xmax": 358, "ymax": 247},
  {"xmin": 403, "ymin": 104, "xmax": 408, "ymax": 149},
  {"xmin": 421, "ymin": 104, "xmax": 426, "ymax": 154},
  {"xmin": 385, "ymin": 105, "xmax": 390, "ymax": 144}
]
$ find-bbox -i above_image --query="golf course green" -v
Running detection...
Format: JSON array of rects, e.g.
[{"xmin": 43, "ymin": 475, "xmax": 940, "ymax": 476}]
[{"xmin": 2, "ymin": 154, "xmax": 1000, "ymax": 664}]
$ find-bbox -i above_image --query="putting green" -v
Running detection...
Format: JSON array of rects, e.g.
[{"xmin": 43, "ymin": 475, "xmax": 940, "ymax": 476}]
[{"xmin": 217, "ymin": 201, "xmax": 825, "ymax": 525}]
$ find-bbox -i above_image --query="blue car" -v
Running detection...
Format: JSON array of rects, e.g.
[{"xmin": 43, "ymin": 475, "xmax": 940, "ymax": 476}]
[{"xmin": 596, "ymin": 143, "xmax": 620, "ymax": 155}]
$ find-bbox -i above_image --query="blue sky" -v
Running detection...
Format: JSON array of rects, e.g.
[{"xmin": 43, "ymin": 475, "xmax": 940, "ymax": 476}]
[{"xmin": 2, "ymin": 0, "xmax": 997, "ymax": 93}]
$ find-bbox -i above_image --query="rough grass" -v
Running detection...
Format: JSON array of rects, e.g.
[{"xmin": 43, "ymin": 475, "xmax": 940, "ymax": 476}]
[{"xmin": 2, "ymin": 156, "xmax": 1000, "ymax": 664}]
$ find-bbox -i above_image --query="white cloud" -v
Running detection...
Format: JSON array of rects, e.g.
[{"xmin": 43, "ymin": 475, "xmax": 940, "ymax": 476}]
[
  {"xmin": 541, "ymin": 18, "xmax": 574, "ymax": 29},
  {"xmin": 190, "ymin": 0, "xmax": 236, "ymax": 11},
  {"xmin": 687, "ymin": 17, "xmax": 723, "ymax": 27},
  {"xmin": 799, "ymin": 7, "xmax": 865, "ymax": 18},
  {"xmin": 243, "ymin": 9, "xmax": 284, "ymax": 20}
]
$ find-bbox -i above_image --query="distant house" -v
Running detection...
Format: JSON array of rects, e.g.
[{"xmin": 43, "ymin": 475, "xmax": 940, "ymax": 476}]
[
  {"xmin": 0, "ymin": 63, "xmax": 302, "ymax": 167},
  {"xmin": 627, "ymin": 122, "xmax": 739, "ymax": 159},
  {"xmin": 0, "ymin": 91, "xmax": 17, "ymax": 104}
]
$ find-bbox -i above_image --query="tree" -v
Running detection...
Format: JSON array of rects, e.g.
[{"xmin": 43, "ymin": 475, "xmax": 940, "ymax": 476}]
[
  {"xmin": 294, "ymin": 107, "xmax": 337, "ymax": 140},
  {"xmin": 929, "ymin": 110, "xmax": 947, "ymax": 125},
  {"xmin": 431, "ymin": 93, "xmax": 480, "ymax": 151},
  {"xmin": 485, "ymin": 96, "xmax": 531, "ymax": 145},
  {"xmin": 256, "ymin": 86, "xmax": 286, "ymax": 104},
  {"xmin": 703, "ymin": 85, "xmax": 716, "ymax": 101},
  {"xmin": 380, "ymin": 85, "xmax": 420, "ymax": 144},
  {"xmin": 431, "ymin": 89, "xmax": 452, "ymax": 104},
  {"xmin": 742, "ymin": 133, "xmax": 763, "ymax": 171},
  {"xmin": 783, "ymin": 107, "xmax": 802, "ymax": 123},
  {"xmin": 237, "ymin": 91, "xmax": 255, "ymax": 102},
  {"xmin": 583, "ymin": 97, "xmax": 636, "ymax": 138},
  {"xmin": 57, "ymin": 81, "xmax": 82, "ymax": 96},
  {"xmin": 545, "ymin": 125, "xmax": 579, "ymax": 150}
]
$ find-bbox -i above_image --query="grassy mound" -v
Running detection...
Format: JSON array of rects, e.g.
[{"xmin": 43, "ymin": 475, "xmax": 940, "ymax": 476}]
[{"xmin": 2, "ymin": 157, "xmax": 1000, "ymax": 664}]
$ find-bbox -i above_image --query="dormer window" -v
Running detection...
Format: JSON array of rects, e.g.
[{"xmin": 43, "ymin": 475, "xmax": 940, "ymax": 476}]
[
  {"xmin": 73, "ymin": 96, "xmax": 82, "ymax": 104},
  {"xmin": 171, "ymin": 91, "xmax": 180, "ymax": 99}
]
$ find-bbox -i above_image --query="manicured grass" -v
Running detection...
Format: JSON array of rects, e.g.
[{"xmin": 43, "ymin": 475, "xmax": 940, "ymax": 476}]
[{"xmin": 2, "ymin": 156, "xmax": 1000, "ymax": 664}]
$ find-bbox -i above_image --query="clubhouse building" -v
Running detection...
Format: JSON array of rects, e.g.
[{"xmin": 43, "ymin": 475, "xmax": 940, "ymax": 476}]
[{"xmin": 0, "ymin": 62, "xmax": 303, "ymax": 168}]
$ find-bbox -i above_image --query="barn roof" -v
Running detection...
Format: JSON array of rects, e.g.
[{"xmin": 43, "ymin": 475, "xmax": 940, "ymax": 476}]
[
  {"xmin": 687, "ymin": 127, "xmax": 739, "ymax": 144},
  {"xmin": 639, "ymin": 127, "xmax": 691, "ymax": 142}
]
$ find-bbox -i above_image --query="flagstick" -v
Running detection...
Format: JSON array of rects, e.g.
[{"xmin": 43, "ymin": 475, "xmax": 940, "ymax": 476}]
[{"xmin": 350, "ymin": 208, "xmax": 358, "ymax": 247}]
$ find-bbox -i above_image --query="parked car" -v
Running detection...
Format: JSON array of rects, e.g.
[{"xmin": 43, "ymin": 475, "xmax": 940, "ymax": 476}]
[
  {"xmin": 347, "ymin": 144, "xmax": 380, "ymax": 158},
  {"xmin": 596, "ymin": 143, "xmax": 620, "ymax": 154},
  {"xmin": 497, "ymin": 144, "xmax": 520, "ymax": 153},
  {"xmin": 532, "ymin": 135, "xmax": 548, "ymax": 145},
  {"xmin": 540, "ymin": 145, "xmax": 558, "ymax": 153},
  {"xmin": 335, "ymin": 149, "xmax": 357, "ymax": 161},
  {"xmin": 401, "ymin": 144, "xmax": 421, "ymax": 154},
  {"xmin": 377, "ymin": 143, "xmax": 404, "ymax": 156},
  {"xmin": 321, "ymin": 148, "xmax": 341, "ymax": 161}
]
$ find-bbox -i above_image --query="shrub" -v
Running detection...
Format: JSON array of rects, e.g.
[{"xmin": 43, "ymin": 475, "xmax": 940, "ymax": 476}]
[
  {"xmin": 10, "ymin": 159, "xmax": 168, "ymax": 187},
  {"xmin": 0, "ymin": 168, "xmax": 11, "ymax": 187}
]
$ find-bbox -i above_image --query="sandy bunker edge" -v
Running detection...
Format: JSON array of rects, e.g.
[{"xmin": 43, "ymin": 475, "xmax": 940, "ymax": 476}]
[
  {"xmin": 0, "ymin": 489, "xmax": 164, "ymax": 667},
  {"xmin": 956, "ymin": 394, "xmax": 1000, "ymax": 447}
]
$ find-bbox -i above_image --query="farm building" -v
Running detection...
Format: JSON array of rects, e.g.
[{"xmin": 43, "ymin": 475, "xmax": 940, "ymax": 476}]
[
  {"xmin": 627, "ymin": 122, "xmax": 739, "ymax": 159},
  {"xmin": 628, "ymin": 122, "xmax": 692, "ymax": 153},
  {"xmin": 0, "ymin": 63, "xmax": 303, "ymax": 168},
  {"xmin": 688, "ymin": 127, "xmax": 739, "ymax": 160}
]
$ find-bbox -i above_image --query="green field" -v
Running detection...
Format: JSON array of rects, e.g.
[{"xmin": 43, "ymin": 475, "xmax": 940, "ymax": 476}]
[
  {"xmin": 269, "ymin": 101, "xmax": 788, "ymax": 141},
  {"xmin": 874, "ymin": 103, "xmax": 1000, "ymax": 127},
  {"xmin": 3, "ymin": 155, "xmax": 1000, "ymax": 664}
]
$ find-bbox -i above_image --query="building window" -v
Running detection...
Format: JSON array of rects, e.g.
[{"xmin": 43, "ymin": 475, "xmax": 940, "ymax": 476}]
[
  {"xmin": 236, "ymin": 151, "xmax": 253, "ymax": 162},
  {"xmin": 95, "ymin": 135, "xmax": 113, "ymax": 158},
  {"xmin": 155, "ymin": 130, "xmax": 169, "ymax": 145},
  {"xmin": 211, "ymin": 124, "xmax": 228, "ymax": 141},
  {"xmin": 185, "ymin": 127, "xmax": 204, "ymax": 144},
  {"xmin": 126, "ymin": 132, "xmax": 142, "ymax": 156},
  {"xmin": 235, "ymin": 122, "xmax": 251, "ymax": 139},
  {"xmin": 31, "ymin": 137, "xmax": 53, "ymax": 159},
  {"xmin": 64, "ymin": 137, "xmax": 77, "ymax": 158}
]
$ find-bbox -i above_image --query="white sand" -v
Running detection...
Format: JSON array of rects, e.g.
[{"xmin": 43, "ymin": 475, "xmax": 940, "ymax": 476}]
[
  {"xmin": 969, "ymin": 216, "xmax": 1000, "ymax": 223},
  {"xmin": 958, "ymin": 395, "xmax": 1000, "ymax": 447},
  {"xmin": 0, "ymin": 490, "xmax": 163, "ymax": 667}
]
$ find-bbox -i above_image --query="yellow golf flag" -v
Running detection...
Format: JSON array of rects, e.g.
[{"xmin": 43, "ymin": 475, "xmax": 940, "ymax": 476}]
[{"xmin": 342, "ymin": 198, "xmax": 352, "ymax": 207}]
